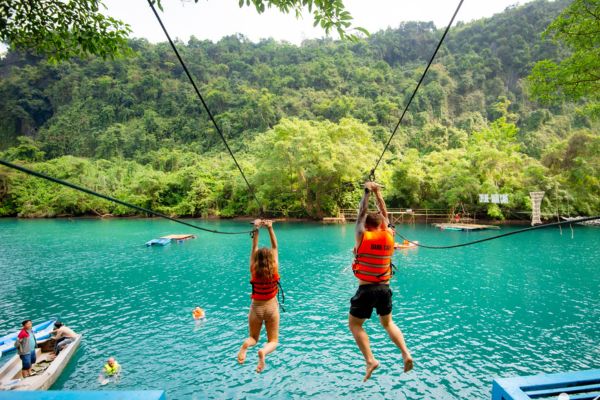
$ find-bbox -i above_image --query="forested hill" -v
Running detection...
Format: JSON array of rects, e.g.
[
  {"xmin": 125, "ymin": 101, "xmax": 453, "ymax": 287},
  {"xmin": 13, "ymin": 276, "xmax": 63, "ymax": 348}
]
[{"xmin": 0, "ymin": 0, "xmax": 598, "ymax": 219}]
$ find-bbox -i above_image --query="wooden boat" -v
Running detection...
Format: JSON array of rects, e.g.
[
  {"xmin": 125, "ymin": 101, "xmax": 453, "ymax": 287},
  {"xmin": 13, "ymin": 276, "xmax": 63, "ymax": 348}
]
[
  {"xmin": 0, "ymin": 319, "xmax": 56, "ymax": 356},
  {"xmin": 0, "ymin": 335, "xmax": 81, "ymax": 391}
]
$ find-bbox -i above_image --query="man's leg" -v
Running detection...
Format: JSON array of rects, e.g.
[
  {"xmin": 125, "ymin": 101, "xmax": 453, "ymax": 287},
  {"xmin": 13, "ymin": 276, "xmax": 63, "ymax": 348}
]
[
  {"xmin": 379, "ymin": 313, "xmax": 413, "ymax": 372},
  {"xmin": 20, "ymin": 354, "xmax": 29, "ymax": 377},
  {"xmin": 349, "ymin": 314, "xmax": 379, "ymax": 382}
]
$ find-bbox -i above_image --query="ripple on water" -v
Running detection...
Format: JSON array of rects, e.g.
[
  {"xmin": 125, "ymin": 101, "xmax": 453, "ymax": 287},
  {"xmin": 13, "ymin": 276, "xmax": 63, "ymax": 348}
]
[{"xmin": 0, "ymin": 220, "xmax": 599, "ymax": 398}]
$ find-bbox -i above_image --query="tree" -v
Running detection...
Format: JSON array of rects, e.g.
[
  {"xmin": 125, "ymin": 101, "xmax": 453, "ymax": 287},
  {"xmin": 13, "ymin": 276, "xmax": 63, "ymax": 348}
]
[
  {"xmin": 1, "ymin": 0, "xmax": 364, "ymax": 62},
  {"xmin": 528, "ymin": 0, "xmax": 600, "ymax": 107},
  {"xmin": 252, "ymin": 118, "xmax": 379, "ymax": 218},
  {"xmin": 0, "ymin": 1, "xmax": 133, "ymax": 61}
]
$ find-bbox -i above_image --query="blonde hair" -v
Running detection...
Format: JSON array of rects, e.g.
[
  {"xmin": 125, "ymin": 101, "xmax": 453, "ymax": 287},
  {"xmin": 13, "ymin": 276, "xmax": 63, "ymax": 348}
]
[{"xmin": 252, "ymin": 247, "xmax": 278, "ymax": 281}]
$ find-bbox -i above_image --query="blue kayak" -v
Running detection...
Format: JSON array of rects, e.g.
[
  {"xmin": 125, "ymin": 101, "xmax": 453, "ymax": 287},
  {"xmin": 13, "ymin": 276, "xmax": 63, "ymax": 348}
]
[
  {"xmin": 145, "ymin": 238, "xmax": 171, "ymax": 246},
  {"xmin": 0, "ymin": 319, "xmax": 56, "ymax": 357}
]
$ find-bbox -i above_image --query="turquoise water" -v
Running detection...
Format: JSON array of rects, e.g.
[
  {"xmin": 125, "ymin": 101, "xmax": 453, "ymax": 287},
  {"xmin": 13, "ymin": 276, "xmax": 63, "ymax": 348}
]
[{"xmin": 0, "ymin": 219, "xmax": 598, "ymax": 399}]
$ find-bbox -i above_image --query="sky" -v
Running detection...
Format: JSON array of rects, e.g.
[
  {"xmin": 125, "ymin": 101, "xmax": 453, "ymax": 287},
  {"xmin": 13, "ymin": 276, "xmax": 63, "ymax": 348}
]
[{"xmin": 101, "ymin": 0, "xmax": 536, "ymax": 45}]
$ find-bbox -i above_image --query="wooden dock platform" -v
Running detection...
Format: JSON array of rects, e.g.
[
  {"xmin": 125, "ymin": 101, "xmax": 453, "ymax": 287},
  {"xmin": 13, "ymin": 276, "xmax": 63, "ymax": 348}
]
[
  {"xmin": 322, "ymin": 217, "xmax": 346, "ymax": 223},
  {"xmin": 433, "ymin": 223, "xmax": 500, "ymax": 231},
  {"xmin": 340, "ymin": 208, "xmax": 451, "ymax": 224}
]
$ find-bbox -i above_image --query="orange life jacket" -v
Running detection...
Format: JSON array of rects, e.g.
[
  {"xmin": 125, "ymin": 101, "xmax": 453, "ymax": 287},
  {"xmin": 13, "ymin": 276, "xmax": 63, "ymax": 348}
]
[
  {"xmin": 352, "ymin": 230, "xmax": 395, "ymax": 283},
  {"xmin": 250, "ymin": 271, "xmax": 280, "ymax": 301}
]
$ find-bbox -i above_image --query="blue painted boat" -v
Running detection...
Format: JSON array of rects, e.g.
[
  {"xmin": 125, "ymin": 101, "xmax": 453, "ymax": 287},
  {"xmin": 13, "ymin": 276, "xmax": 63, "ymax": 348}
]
[
  {"xmin": 0, "ymin": 319, "xmax": 56, "ymax": 357},
  {"xmin": 145, "ymin": 238, "xmax": 171, "ymax": 247}
]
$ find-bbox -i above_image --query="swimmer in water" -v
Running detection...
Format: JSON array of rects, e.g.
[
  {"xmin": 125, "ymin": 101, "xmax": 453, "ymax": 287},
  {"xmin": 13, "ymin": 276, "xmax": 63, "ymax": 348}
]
[
  {"xmin": 192, "ymin": 307, "xmax": 206, "ymax": 329},
  {"xmin": 192, "ymin": 307, "xmax": 205, "ymax": 320},
  {"xmin": 98, "ymin": 357, "xmax": 121, "ymax": 385}
]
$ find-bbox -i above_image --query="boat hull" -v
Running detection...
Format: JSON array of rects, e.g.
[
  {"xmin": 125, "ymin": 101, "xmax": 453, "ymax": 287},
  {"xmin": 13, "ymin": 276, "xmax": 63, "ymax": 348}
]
[{"xmin": 0, "ymin": 334, "xmax": 81, "ymax": 391}]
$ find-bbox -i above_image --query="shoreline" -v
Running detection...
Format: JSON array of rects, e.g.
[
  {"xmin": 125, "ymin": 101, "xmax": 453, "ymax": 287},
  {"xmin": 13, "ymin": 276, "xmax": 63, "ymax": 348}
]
[{"xmin": 0, "ymin": 214, "xmax": 545, "ymax": 226}]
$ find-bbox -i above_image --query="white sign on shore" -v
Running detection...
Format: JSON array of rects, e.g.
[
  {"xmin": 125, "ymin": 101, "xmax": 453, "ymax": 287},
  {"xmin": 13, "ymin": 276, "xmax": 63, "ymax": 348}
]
[{"xmin": 479, "ymin": 194, "xmax": 509, "ymax": 204}]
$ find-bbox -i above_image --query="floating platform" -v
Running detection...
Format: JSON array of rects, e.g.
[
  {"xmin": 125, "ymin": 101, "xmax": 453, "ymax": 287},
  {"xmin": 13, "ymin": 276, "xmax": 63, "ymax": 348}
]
[
  {"xmin": 492, "ymin": 368, "xmax": 600, "ymax": 400},
  {"xmin": 146, "ymin": 234, "xmax": 197, "ymax": 246},
  {"xmin": 145, "ymin": 238, "xmax": 171, "ymax": 247},
  {"xmin": 160, "ymin": 234, "xmax": 196, "ymax": 241},
  {"xmin": 434, "ymin": 223, "xmax": 500, "ymax": 231},
  {"xmin": 395, "ymin": 241, "xmax": 419, "ymax": 250}
]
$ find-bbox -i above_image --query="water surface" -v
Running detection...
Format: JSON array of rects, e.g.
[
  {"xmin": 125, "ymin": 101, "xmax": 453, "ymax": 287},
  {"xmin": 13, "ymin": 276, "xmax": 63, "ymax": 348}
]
[{"xmin": 0, "ymin": 219, "xmax": 598, "ymax": 399}]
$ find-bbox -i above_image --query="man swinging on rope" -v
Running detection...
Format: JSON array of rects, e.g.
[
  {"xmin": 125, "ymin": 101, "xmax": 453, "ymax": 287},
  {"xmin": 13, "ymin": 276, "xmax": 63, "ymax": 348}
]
[{"xmin": 349, "ymin": 182, "xmax": 413, "ymax": 381}]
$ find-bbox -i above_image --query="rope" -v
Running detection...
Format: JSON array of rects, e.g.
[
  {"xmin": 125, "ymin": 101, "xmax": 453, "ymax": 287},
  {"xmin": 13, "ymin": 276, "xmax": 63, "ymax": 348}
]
[
  {"xmin": 370, "ymin": 0, "xmax": 464, "ymax": 179},
  {"xmin": 0, "ymin": 159, "xmax": 256, "ymax": 235},
  {"xmin": 394, "ymin": 216, "xmax": 600, "ymax": 249},
  {"xmin": 147, "ymin": 0, "xmax": 264, "ymax": 215}
]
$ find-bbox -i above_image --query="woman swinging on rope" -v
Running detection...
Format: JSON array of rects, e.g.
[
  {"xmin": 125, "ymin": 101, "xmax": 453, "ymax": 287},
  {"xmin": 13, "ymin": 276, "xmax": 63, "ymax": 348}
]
[{"xmin": 237, "ymin": 219, "xmax": 281, "ymax": 373}]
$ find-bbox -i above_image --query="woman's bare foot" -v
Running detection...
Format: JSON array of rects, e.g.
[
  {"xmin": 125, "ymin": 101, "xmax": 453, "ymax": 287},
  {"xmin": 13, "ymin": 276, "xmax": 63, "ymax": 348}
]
[
  {"xmin": 256, "ymin": 349, "xmax": 266, "ymax": 373},
  {"xmin": 363, "ymin": 359, "xmax": 380, "ymax": 382},
  {"xmin": 403, "ymin": 356, "xmax": 414, "ymax": 372},
  {"xmin": 237, "ymin": 344, "xmax": 249, "ymax": 364}
]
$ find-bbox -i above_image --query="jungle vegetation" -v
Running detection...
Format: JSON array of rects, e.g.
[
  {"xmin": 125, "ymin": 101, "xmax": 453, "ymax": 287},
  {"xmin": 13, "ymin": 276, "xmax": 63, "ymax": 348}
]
[{"xmin": 0, "ymin": 0, "xmax": 598, "ymax": 219}]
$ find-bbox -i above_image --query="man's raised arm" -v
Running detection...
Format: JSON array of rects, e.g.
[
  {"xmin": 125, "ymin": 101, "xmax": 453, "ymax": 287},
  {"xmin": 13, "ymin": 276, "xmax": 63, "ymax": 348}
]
[
  {"xmin": 372, "ymin": 185, "xmax": 390, "ymax": 228},
  {"xmin": 355, "ymin": 185, "xmax": 370, "ymax": 246}
]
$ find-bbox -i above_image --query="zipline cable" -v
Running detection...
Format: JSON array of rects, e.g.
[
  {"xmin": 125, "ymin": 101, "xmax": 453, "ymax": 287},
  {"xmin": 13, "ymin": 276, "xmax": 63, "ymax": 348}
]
[
  {"xmin": 0, "ymin": 159, "xmax": 256, "ymax": 235},
  {"xmin": 147, "ymin": 0, "xmax": 264, "ymax": 215},
  {"xmin": 370, "ymin": 0, "xmax": 464, "ymax": 179},
  {"xmin": 393, "ymin": 216, "xmax": 600, "ymax": 249}
]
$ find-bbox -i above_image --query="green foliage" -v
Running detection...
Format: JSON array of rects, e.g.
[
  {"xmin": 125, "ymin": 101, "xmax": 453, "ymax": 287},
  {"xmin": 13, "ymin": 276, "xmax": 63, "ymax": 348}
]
[
  {"xmin": 0, "ymin": 0, "xmax": 133, "ymax": 61},
  {"xmin": 0, "ymin": 0, "xmax": 598, "ymax": 219},
  {"xmin": 528, "ymin": 0, "xmax": 600, "ymax": 107},
  {"xmin": 252, "ymin": 118, "xmax": 379, "ymax": 218}
]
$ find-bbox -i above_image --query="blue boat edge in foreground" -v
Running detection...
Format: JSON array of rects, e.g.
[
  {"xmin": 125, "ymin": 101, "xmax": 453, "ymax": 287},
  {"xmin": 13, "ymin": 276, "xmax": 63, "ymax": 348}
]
[
  {"xmin": 0, "ymin": 391, "xmax": 166, "ymax": 400},
  {"xmin": 492, "ymin": 368, "xmax": 600, "ymax": 400},
  {"xmin": 0, "ymin": 319, "xmax": 57, "ymax": 356}
]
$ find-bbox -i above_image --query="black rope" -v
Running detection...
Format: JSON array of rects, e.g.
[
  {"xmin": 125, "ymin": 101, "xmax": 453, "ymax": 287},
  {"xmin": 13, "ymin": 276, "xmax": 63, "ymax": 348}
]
[
  {"xmin": 147, "ymin": 0, "xmax": 264, "ymax": 215},
  {"xmin": 0, "ymin": 159, "xmax": 256, "ymax": 235},
  {"xmin": 394, "ymin": 216, "xmax": 600, "ymax": 249},
  {"xmin": 370, "ymin": 0, "xmax": 464, "ymax": 178}
]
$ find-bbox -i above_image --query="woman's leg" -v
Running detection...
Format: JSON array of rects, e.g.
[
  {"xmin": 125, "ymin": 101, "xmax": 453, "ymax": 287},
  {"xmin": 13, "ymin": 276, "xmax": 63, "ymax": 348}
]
[
  {"xmin": 238, "ymin": 305, "xmax": 263, "ymax": 364},
  {"xmin": 256, "ymin": 302, "xmax": 279, "ymax": 373}
]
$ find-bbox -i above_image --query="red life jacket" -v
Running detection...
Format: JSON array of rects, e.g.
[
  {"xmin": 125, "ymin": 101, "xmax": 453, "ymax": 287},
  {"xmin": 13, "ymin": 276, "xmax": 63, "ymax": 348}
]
[
  {"xmin": 250, "ymin": 271, "xmax": 280, "ymax": 301},
  {"xmin": 352, "ymin": 229, "xmax": 395, "ymax": 283}
]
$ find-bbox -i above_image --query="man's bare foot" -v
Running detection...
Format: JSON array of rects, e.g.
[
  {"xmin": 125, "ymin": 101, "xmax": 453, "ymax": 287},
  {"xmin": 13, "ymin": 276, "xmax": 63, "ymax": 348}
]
[
  {"xmin": 403, "ymin": 356, "xmax": 414, "ymax": 373},
  {"xmin": 363, "ymin": 359, "xmax": 380, "ymax": 382},
  {"xmin": 256, "ymin": 349, "xmax": 266, "ymax": 373},
  {"xmin": 237, "ymin": 344, "xmax": 249, "ymax": 364}
]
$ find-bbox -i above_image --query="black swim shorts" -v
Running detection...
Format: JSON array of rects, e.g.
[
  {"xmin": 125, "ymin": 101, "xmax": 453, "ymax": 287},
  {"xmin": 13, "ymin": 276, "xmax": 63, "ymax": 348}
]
[{"xmin": 349, "ymin": 284, "xmax": 393, "ymax": 319}]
